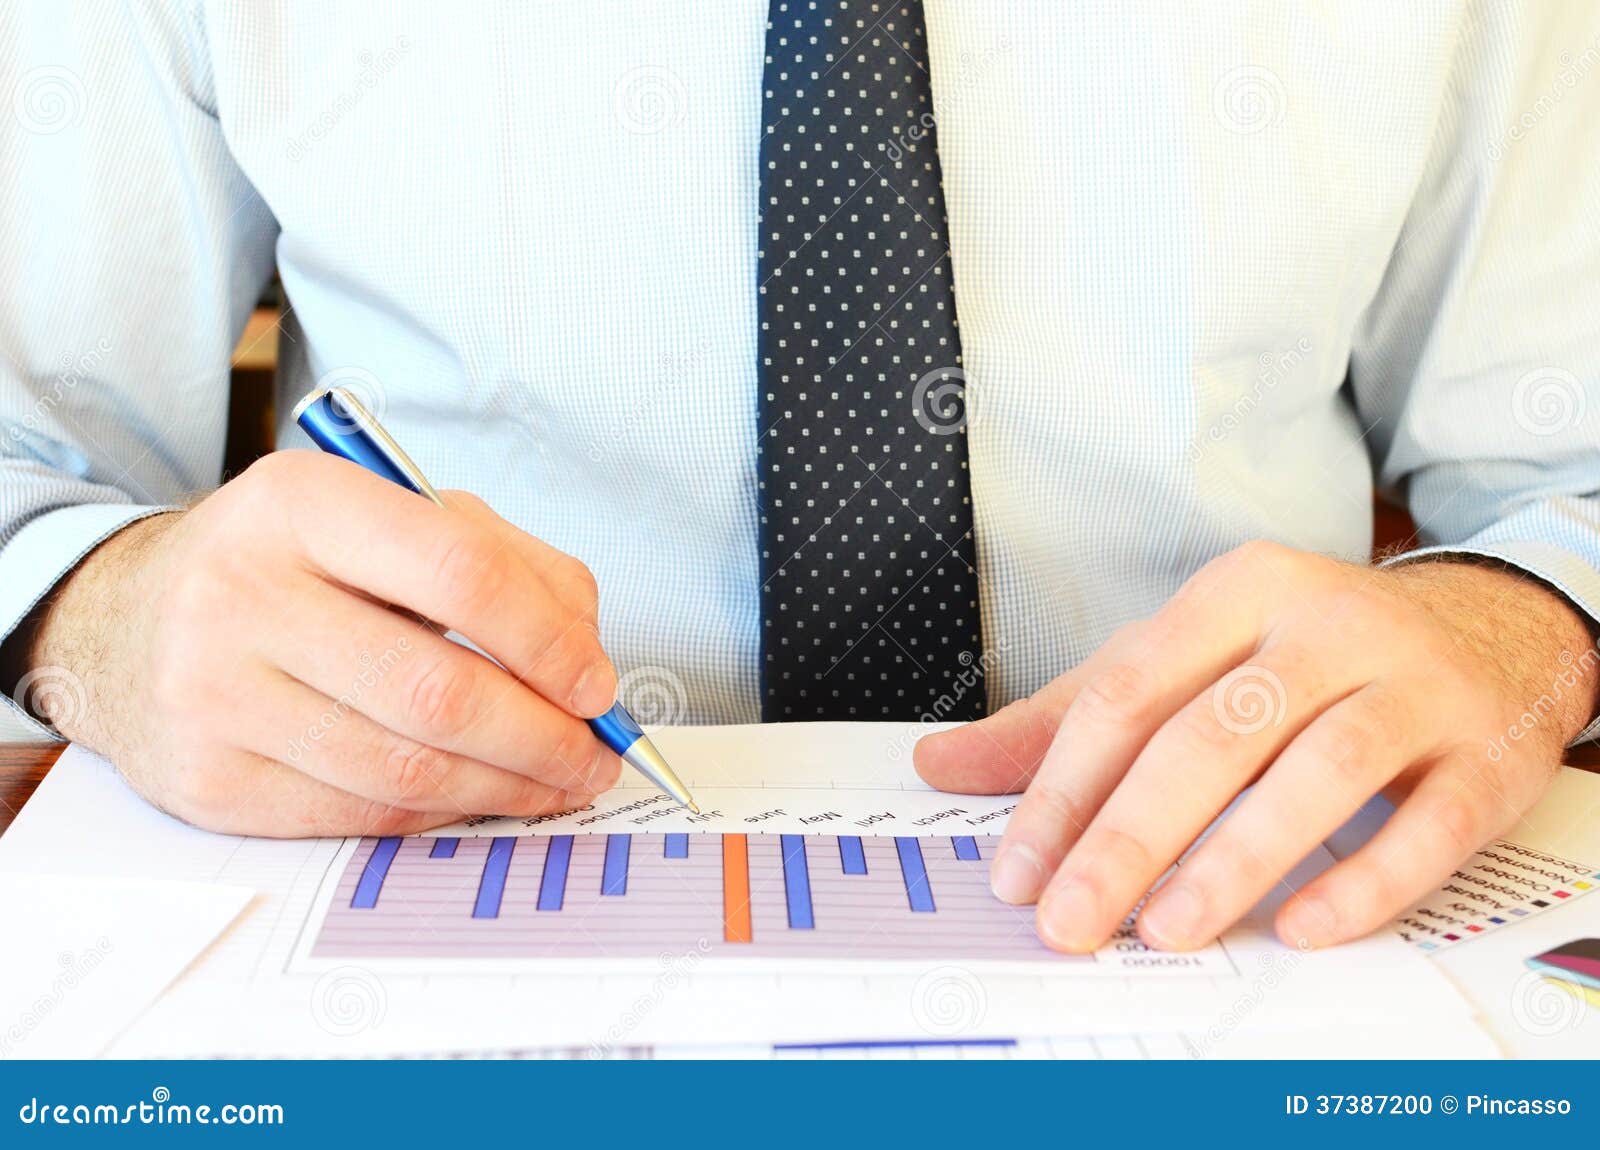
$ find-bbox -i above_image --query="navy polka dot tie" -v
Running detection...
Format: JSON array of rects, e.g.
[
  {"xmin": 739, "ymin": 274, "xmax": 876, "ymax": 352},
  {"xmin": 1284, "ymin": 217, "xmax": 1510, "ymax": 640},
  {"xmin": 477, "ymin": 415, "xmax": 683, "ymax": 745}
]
[{"xmin": 758, "ymin": 0, "xmax": 985, "ymax": 722}]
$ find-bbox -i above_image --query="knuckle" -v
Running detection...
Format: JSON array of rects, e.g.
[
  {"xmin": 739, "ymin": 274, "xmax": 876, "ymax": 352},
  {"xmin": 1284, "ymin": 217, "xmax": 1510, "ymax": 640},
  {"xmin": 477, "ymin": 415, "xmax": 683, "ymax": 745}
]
[
  {"xmin": 558, "ymin": 556, "xmax": 600, "ymax": 606},
  {"xmin": 548, "ymin": 723, "xmax": 599, "ymax": 784},
  {"xmin": 1190, "ymin": 838, "xmax": 1271, "ymax": 895},
  {"xmin": 525, "ymin": 623, "xmax": 594, "ymax": 695},
  {"xmin": 432, "ymin": 531, "xmax": 507, "ymax": 619},
  {"xmin": 174, "ymin": 764, "xmax": 236, "ymax": 825},
  {"xmin": 1089, "ymin": 825, "xmax": 1155, "ymax": 878},
  {"xmin": 1028, "ymin": 778, "xmax": 1086, "ymax": 833},
  {"xmin": 1169, "ymin": 699, "xmax": 1243, "ymax": 754},
  {"xmin": 1345, "ymin": 853, "xmax": 1403, "ymax": 921},
  {"xmin": 239, "ymin": 449, "xmax": 300, "ymax": 489},
  {"xmin": 1310, "ymin": 719, "xmax": 1381, "ymax": 795},
  {"xmin": 355, "ymin": 801, "xmax": 423, "ymax": 837},
  {"xmin": 1075, "ymin": 662, "xmax": 1162, "ymax": 729},
  {"xmin": 1433, "ymin": 784, "xmax": 1492, "ymax": 858},
  {"xmin": 403, "ymin": 656, "xmax": 480, "ymax": 739},
  {"xmin": 379, "ymin": 736, "xmax": 449, "ymax": 802}
]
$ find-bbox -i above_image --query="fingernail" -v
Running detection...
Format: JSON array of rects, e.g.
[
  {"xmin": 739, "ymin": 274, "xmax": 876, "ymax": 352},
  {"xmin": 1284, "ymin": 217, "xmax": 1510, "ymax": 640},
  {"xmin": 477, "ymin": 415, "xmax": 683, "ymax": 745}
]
[
  {"xmin": 1037, "ymin": 878, "xmax": 1100, "ymax": 952},
  {"xmin": 1142, "ymin": 884, "xmax": 1204, "ymax": 949},
  {"xmin": 990, "ymin": 842, "xmax": 1047, "ymax": 904},
  {"xmin": 571, "ymin": 661, "xmax": 617, "ymax": 718},
  {"xmin": 1282, "ymin": 894, "xmax": 1336, "ymax": 948}
]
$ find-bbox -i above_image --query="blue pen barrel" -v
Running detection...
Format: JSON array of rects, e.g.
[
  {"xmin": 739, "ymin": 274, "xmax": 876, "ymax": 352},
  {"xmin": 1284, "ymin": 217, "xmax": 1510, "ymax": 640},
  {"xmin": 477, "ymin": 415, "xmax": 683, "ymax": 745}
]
[
  {"xmin": 295, "ymin": 391, "xmax": 424, "ymax": 494},
  {"xmin": 589, "ymin": 701, "xmax": 644, "ymax": 756}
]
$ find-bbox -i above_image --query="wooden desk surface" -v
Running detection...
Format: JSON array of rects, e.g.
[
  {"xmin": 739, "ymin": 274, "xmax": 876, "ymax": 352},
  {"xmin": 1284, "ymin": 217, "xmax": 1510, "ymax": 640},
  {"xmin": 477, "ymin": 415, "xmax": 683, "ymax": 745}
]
[{"xmin": 3, "ymin": 739, "xmax": 1598, "ymax": 838}]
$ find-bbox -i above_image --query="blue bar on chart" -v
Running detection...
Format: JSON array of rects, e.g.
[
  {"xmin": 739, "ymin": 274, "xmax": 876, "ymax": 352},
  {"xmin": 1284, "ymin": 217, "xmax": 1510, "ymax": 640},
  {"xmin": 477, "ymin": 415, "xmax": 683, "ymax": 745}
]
[
  {"xmin": 351, "ymin": 837, "xmax": 402, "ymax": 908},
  {"xmin": 602, "ymin": 834, "xmax": 630, "ymax": 896},
  {"xmin": 538, "ymin": 835, "xmax": 574, "ymax": 911},
  {"xmin": 952, "ymin": 836, "xmax": 980, "ymax": 861},
  {"xmin": 780, "ymin": 834, "xmax": 815, "ymax": 929},
  {"xmin": 429, "ymin": 838, "xmax": 459, "ymax": 859},
  {"xmin": 896, "ymin": 836, "xmax": 936, "ymax": 912},
  {"xmin": 838, "ymin": 835, "xmax": 867, "ymax": 875},
  {"xmin": 664, "ymin": 833, "xmax": 689, "ymax": 859},
  {"xmin": 472, "ymin": 837, "xmax": 516, "ymax": 920}
]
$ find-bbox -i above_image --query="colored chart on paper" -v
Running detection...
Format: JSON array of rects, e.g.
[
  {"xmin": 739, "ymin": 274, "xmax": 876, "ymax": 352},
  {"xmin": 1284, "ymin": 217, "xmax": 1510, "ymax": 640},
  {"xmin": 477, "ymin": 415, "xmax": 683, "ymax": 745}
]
[
  {"xmin": 308, "ymin": 832, "xmax": 1233, "ymax": 970},
  {"xmin": 1395, "ymin": 839, "xmax": 1597, "ymax": 952}
]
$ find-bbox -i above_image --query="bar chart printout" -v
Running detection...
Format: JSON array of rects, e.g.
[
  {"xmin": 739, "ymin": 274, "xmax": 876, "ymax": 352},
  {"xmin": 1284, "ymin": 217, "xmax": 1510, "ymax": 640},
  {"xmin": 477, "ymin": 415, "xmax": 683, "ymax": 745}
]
[{"xmin": 307, "ymin": 832, "xmax": 1235, "ymax": 972}]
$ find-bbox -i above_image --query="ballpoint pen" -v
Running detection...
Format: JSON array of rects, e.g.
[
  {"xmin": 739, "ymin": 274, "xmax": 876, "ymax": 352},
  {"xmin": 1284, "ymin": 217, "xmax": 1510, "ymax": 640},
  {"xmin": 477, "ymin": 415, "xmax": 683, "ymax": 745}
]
[{"xmin": 293, "ymin": 385, "xmax": 700, "ymax": 813}]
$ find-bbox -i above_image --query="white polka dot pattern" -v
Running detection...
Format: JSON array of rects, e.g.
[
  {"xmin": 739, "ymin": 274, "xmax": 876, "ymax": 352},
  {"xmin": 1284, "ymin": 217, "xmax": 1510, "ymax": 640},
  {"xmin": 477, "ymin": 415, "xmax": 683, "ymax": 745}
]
[{"xmin": 757, "ymin": 0, "xmax": 984, "ymax": 721}]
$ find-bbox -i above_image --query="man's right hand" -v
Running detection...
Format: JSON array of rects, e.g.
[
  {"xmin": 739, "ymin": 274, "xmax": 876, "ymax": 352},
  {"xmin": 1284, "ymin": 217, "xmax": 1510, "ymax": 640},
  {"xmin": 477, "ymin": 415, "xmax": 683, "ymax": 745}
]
[{"xmin": 21, "ymin": 451, "xmax": 622, "ymax": 837}]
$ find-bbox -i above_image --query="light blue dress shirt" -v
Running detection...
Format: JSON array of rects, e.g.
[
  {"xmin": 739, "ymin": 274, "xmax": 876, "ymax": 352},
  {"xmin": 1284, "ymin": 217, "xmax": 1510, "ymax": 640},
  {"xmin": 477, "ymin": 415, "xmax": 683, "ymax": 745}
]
[{"xmin": 3, "ymin": 1, "xmax": 1598, "ymax": 742}]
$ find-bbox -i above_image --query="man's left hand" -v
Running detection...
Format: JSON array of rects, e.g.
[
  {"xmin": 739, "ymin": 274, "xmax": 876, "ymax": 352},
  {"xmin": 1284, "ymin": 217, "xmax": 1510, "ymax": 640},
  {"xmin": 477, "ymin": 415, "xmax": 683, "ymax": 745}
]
[{"xmin": 914, "ymin": 542, "xmax": 1599, "ymax": 952}]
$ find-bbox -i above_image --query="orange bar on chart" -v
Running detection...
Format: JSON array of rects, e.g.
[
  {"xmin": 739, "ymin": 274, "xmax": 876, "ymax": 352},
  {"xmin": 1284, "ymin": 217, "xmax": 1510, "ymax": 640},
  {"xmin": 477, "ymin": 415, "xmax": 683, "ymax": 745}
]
[{"xmin": 722, "ymin": 833, "xmax": 753, "ymax": 943}]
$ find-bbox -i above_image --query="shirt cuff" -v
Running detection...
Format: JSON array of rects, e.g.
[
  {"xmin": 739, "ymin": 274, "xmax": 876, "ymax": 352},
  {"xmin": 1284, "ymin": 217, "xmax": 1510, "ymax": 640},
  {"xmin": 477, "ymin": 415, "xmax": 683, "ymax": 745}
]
[
  {"xmin": 0, "ymin": 503, "xmax": 175, "ymax": 742},
  {"xmin": 1379, "ymin": 540, "xmax": 1600, "ymax": 746}
]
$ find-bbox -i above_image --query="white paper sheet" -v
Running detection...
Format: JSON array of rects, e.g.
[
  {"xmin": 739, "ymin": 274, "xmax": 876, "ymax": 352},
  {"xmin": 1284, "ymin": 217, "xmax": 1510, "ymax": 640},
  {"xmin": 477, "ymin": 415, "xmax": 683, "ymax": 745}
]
[
  {"xmin": 0, "ymin": 726, "xmax": 1486, "ymax": 1058},
  {"xmin": 395, "ymin": 1014, "xmax": 1506, "ymax": 1060},
  {"xmin": 1328, "ymin": 767, "xmax": 1600, "ymax": 1057},
  {"xmin": 0, "ymin": 874, "xmax": 252, "ymax": 1058}
]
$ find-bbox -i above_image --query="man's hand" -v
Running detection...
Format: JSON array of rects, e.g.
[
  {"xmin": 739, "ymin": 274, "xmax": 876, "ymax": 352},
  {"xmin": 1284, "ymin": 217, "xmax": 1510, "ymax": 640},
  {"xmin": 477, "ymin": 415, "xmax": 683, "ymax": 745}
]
[
  {"xmin": 915, "ymin": 542, "xmax": 1599, "ymax": 952},
  {"xmin": 22, "ymin": 451, "xmax": 622, "ymax": 837}
]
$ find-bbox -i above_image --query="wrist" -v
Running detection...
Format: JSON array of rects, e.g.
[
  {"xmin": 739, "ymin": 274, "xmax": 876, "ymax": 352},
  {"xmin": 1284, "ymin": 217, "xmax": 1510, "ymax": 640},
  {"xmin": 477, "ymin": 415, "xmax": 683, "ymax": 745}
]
[
  {"xmin": 21, "ymin": 511, "xmax": 182, "ymax": 744},
  {"xmin": 1383, "ymin": 557, "xmax": 1600, "ymax": 747}
]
